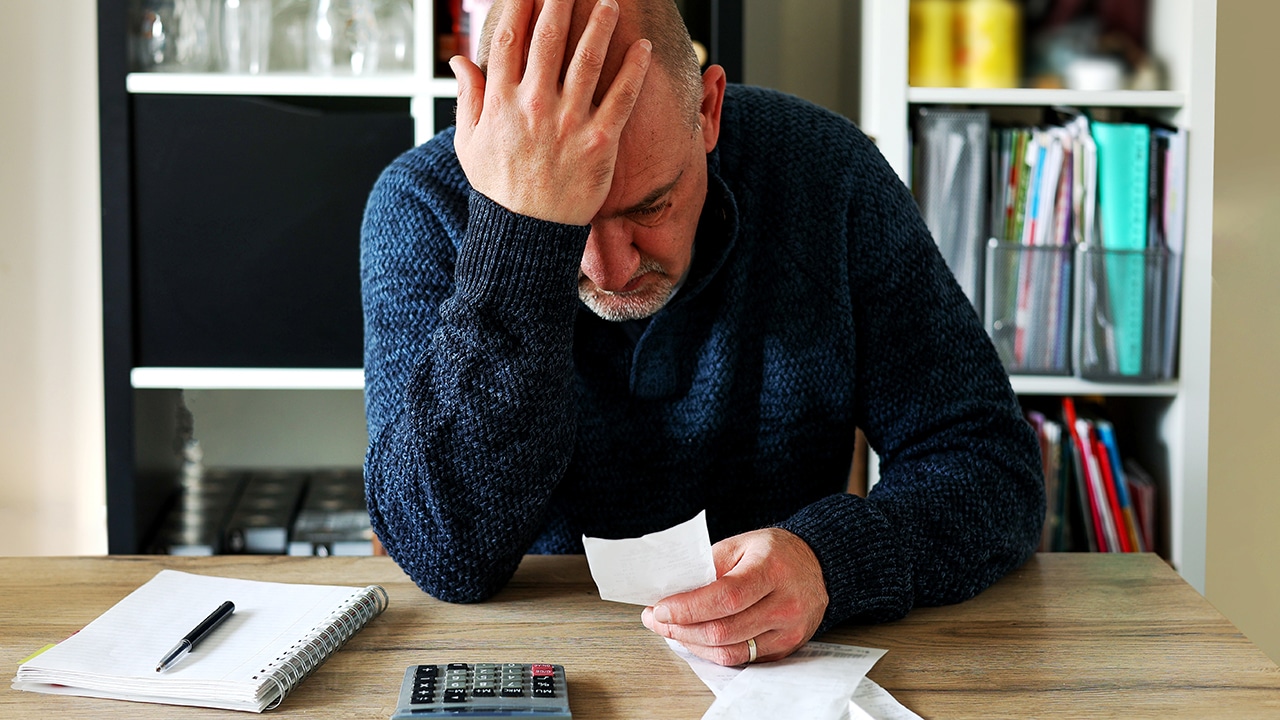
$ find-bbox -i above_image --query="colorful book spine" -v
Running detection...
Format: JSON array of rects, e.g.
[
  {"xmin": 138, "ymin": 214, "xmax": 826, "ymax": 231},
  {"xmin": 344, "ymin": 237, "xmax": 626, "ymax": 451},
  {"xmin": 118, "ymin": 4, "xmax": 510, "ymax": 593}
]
[{"xmin": 1092, "ymin": 122, "xmax": 1151, "ymax": 376}]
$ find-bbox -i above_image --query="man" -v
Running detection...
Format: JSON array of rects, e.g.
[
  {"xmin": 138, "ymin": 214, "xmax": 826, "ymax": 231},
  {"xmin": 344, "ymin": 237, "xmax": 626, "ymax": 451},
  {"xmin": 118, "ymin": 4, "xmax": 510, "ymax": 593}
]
[{"xmin": 361, "ymin": 0, "xmax": 1043, "ymax": 667}]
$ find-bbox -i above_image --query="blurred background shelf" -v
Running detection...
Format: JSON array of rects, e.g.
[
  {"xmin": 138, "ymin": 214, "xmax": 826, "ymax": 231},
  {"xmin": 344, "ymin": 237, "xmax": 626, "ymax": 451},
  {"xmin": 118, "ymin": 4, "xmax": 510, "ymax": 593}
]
[
  {"xmin": 907, "ymin": 87, "xmax": 1185, "ymax": 108},
  {"xmin": 125, "ymin": 71, "xmax": 436, "ymax": 97},
  {"xmin": 131, "ymin": 368, "xmax": 365, "ymax": 391}
]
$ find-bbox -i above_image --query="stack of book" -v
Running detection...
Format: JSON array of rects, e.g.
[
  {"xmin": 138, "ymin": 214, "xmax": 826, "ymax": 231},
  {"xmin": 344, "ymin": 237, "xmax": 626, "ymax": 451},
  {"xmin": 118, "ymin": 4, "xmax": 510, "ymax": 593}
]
[{"xmin": 1027, "ymin": 398, "xmax": 1157, "ymax": 554}]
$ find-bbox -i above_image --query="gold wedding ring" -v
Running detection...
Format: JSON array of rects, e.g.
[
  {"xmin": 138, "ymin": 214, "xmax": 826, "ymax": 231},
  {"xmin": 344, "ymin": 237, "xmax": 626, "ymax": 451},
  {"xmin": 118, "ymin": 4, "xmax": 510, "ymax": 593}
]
[{"xmin": 746, "ymin": 637, "xmax": 758, "ymax": 664}]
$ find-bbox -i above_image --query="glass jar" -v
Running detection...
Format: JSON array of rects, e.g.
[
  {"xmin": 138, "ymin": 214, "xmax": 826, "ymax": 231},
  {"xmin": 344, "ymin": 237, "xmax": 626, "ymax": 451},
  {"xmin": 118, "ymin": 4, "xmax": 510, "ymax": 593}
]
[
  {"xmin": 134, "ymin": 0, "xmax": 216, "ymax": 72},
  {"xmin": 270, "ymin": 0, "xmax": 311, "ymax": 72},
  {"xmin": 375, "ymin": 0, "xmax": 414, "ymax": 73},
  {"xmin": 308, "ymin": 0, "xmax": 380, "ymax": 75},
  {"xmin": 220, "ymin": 0, "xmax": 273, "ymax": 73}
]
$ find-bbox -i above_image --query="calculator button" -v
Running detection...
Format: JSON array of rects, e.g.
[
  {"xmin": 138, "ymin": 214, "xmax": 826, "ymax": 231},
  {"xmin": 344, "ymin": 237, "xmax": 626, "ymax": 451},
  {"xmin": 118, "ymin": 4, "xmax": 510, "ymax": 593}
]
[
  {"xmin": 415, "ymin": 665, "xmax": 439, "ymax": 678},
  {"xmin": 501, "ymin": 687, "xmax": 525, "ymax": 698},
  {"xmin": 472, "ymin": 687, "xmax": 496, "ymax": 697},
  {"xmin": 443, "ymin": 689, "xmax": 467, "ymax": 703},
  {"xmin": 411, "ymin": 692, "xmax": 434, "ymax": 704},
  {"xmin": 446, "ymin": 663, "xmax": 469, "ymax": 670},
  {"xmin": 531, "ymin": 666, "xmax": 555, "ymax": 677}
]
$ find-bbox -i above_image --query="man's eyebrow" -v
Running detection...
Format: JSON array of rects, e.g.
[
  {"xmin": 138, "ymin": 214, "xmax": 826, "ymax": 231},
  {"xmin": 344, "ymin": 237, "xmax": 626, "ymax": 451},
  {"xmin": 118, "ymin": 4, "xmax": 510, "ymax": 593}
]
[{"xmin": 618, "ymin": 170, "xmax": 684, "ymax": 215}]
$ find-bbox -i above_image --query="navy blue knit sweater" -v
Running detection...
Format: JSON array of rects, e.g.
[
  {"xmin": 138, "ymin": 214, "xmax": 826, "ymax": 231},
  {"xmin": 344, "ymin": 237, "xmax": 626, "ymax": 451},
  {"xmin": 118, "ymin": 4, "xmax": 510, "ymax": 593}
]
[{"xmin": 361, "ymin": 85, "xmax": 1043, "ymax": 631}]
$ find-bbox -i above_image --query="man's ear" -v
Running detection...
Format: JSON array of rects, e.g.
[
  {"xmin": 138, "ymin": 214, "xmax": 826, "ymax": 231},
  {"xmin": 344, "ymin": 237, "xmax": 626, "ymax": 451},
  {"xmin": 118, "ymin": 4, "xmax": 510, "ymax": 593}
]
[{"xmin": 698, "ymin": 65, "xmax": 727, "ymax": 153}]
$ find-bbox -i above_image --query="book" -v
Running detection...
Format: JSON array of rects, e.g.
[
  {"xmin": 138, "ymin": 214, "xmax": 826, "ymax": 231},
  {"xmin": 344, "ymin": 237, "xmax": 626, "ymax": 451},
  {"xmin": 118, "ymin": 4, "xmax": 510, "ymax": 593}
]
[
  {"xmin": 1061, "ymin": 398, "xmax": 1100, "ymax": 552},
  {"xmin": 1090, "ymin": 427, "xmax": 1131, "ymax": 552},
  {"xmin": 1076, "ymin": 418, "xmax": 1120, "ymax": 552},
  {"xmin": 1125, "ymin": 459, "xmax": 1159, "ymax": 554},
  {"xmin": 12, "ymin": 569, "xmax": 388, "ymax": 712},
  {"xmin": 1026, "ymin": 411, "xmax": 1064, "ymax": 552},
  {"xmin": 1096, "ymin": 420, "xmax": 1145, "ymax": 552},
  {"xmin": 1092, "ymin": 121, "xmax": 1151, "ymax": 376}
]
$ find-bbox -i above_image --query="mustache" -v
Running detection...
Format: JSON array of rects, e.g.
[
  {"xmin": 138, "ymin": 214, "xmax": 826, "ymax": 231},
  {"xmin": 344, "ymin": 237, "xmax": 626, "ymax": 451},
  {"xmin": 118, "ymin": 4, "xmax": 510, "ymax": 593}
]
[{"xmin": 578, "ymin": 257, "xmax": 667, "ymax": 295}]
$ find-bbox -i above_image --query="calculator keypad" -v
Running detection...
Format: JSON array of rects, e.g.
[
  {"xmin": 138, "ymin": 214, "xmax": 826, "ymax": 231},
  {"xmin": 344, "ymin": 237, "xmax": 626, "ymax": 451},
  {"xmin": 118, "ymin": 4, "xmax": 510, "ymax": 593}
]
[{"xmin": 393, "ymin": 663, "xmax": 571, "ymax": 719}]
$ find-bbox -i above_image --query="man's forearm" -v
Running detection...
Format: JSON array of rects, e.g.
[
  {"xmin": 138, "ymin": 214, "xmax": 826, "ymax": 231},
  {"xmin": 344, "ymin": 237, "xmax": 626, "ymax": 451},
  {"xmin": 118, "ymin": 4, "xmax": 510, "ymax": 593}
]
[{"xmin": 364, "ymin": 192, "xmax": 590, "ymax": 602}]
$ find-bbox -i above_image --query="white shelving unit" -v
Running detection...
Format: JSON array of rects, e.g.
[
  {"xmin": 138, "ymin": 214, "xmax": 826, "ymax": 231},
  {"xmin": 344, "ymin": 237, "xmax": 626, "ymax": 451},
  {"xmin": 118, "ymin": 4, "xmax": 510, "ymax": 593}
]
[
  {"xmin": 861, "ymin": 0, "xmax": 1217, "ymax": 592},
  {"xmin": 131, "ymin": 367, "xmax": 365, "ymax": 390}
]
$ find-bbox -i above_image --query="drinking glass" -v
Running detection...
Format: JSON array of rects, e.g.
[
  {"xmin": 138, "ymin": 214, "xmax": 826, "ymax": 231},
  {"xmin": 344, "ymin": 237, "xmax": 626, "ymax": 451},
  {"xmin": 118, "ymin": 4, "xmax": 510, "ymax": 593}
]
[
  {"xmin": 134, "ymin": 0, "xmax": 215, "ymax": 71},
  {"xmin": 308, "ymin": 0, "xmax": 380, "ymax": 75},
  {"xmin": 221, "ymin": 0, "xmax": 273, "ymax": 73},
  {"xmin": 375, "ymin": 0, "xmax": 414, "ymax": 73},
  {"xmin": 269, "ymin": 0, "xmax": 311, "ymax": 72}
]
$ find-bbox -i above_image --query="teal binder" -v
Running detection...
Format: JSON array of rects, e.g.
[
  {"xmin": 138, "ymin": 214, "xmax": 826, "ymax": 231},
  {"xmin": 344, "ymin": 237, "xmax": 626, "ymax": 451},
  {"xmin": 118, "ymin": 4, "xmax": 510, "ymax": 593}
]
[{"xmin": 1092, "ymin": 122, "xmax": 1150, "ymax": 376}]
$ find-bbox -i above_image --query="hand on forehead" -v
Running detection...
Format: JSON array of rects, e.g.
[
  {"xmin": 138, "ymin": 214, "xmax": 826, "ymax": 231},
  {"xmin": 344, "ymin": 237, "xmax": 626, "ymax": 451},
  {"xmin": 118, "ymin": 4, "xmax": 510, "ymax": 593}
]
[{"xmin": 481, "ymin": 0, "xmax": 649, "ymax": 103}]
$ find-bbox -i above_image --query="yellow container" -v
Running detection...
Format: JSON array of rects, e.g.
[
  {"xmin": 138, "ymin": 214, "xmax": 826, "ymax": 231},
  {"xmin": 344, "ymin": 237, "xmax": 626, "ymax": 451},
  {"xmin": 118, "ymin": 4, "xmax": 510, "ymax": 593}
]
[
  {"xmin": 955, "ymin": 0, "xmax": 1022, "ymax": 88},
  {"xmin": 909, "ymin": 0, "xmax": 956, "ymax": 88}
]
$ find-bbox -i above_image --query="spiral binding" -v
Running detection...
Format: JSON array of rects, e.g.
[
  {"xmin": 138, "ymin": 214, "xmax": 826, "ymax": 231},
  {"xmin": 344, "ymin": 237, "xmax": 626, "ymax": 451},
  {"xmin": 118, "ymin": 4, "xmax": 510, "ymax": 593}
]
[{"xmin": 251, "ymin": 584, "xmax": 389, "ymax": 710}]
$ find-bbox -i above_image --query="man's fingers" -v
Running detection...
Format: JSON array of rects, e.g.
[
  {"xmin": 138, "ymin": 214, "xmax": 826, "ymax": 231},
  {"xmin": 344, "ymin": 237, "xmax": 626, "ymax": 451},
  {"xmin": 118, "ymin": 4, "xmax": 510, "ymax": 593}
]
[
  {"xmin": 671, "ymin": 630, "xmax": 786, "ymax": 667},
  {"xmin": 651, "ymin": 571, "xmax": 769, "ymax": 626},
  {"xmin": 449, "ymin": 56, "xmax": 485, "ymax": 132},
  {"xmin": 563, "ymin": 0, "xmax": 625, "ymax": 107},
  {"xmin": 525, "ymin": 0, "xmax": 576, "ymax": 90},
  {"xmin": 485, "ymin": 0, "xmax": 533, "ymax": 89},
  {"xmin": 643, "ymin": 596, "xmax": 768, "ymax": 648},
  {"xmin": 593, "ymin": 38, "xmax": 651, "ymax": 133}
]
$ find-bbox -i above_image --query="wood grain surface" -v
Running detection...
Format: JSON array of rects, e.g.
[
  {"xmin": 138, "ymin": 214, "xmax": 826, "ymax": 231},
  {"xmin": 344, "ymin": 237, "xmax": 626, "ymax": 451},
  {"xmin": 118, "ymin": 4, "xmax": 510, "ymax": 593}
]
[{"xmin": 2, "ymin": 554, "xmax": 1277, "ymax": 718}]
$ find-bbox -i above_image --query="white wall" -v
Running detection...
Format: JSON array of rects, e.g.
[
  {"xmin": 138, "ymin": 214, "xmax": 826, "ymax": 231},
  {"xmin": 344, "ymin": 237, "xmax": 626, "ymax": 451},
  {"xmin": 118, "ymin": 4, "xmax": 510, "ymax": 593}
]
[
  {"xmin": 0, "ymin": 0, "xmax": 107, "ymax": 555},
  {"xmin": 743, "ymin": 0, "xmax": 859, "ymax": 119},
  {"xmin": 1206, "ymin": 0, "xmax": 1280, "ymax": 664}
]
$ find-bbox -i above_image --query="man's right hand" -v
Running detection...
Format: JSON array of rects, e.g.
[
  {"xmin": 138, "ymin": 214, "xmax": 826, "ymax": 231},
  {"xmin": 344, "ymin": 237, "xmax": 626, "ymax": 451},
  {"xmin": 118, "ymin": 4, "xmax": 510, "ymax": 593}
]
[{"xmin": 449, "ymin": 0, "xmax": 653, "ymax": 227}]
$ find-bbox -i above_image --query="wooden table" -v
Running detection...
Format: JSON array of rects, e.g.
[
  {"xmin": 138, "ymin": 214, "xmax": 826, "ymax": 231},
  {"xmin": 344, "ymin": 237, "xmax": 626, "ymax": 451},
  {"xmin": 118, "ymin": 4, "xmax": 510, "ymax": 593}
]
[{"xmin": 2, "ymin": 554, "xmax": 1278, "ymax": 718}]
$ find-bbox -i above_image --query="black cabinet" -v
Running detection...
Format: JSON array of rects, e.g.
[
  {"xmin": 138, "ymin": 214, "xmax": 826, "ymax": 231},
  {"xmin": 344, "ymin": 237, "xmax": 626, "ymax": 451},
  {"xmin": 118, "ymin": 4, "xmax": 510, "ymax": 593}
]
[{"xmin": 132, "ymin": 94, "xmax": 411, "ymax": 368}]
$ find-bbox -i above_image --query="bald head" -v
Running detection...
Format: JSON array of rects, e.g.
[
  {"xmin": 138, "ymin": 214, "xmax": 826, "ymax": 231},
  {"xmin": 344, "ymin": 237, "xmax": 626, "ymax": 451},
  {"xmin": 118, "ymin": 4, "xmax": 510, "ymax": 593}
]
[{"xmin": 476, "ymin": 0, "xmax": 704, "ymax": 124}]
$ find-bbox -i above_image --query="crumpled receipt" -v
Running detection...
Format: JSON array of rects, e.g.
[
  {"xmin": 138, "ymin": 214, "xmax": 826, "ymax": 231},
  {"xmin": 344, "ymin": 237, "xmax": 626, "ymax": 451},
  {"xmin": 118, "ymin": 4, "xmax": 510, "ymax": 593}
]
[
  {"xmin": 667, "ymin": 638, "xmax": 921, "ymax": 720},
  {"xmin": 582, "ymin": 510, "xmax": 717, "ymax": 605}
]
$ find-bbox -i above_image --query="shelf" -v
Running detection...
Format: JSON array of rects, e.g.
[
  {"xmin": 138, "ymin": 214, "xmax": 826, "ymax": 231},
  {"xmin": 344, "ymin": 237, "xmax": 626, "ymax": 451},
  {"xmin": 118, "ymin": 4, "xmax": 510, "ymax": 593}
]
[
  {"xmin": 907, "ymin": 87, "xmax": 1186, "ymax": 108},
  {"xmin": 131, "ymin": 367, "xmax": 365, "ymax": 390},
  {"xmin": 1009, "ymin": 375, "xmax": 1179, "ymax": 397},
  {"xmin": 126, "ymin": 72, "xmax": 458, "ymax": 98}
]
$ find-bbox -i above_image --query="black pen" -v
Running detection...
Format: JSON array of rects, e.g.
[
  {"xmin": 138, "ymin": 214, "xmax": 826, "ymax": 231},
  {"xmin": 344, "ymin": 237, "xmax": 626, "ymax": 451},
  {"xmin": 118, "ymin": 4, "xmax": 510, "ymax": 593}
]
[{"xmin": 155, "ymin": 600, "xmax": 235, "ymax": 672}]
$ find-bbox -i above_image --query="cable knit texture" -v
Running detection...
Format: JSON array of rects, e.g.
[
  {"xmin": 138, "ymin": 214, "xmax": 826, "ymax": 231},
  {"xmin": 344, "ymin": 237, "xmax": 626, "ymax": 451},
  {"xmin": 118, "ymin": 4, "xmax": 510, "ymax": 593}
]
[{"xmin": 361, "ymin": 85, "xmax": 1044, "ymax": 632}]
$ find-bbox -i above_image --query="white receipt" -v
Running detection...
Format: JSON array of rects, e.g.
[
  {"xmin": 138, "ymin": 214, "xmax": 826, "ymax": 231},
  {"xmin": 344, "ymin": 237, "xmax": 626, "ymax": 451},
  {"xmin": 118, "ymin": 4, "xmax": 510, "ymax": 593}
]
[
  {"xmin": 582, "ymin": 510, "xmax": 717, "ymax": 606},
  {"xmin": 667, "ymin": 638, "xmax": 920, "ymax": 720}
]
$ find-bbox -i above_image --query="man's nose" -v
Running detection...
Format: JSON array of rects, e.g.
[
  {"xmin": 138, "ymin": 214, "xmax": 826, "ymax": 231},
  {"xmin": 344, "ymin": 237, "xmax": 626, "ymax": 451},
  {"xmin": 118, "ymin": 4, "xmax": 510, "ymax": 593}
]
[{"xmin": 581, "ymin": 224, "xmax": 640, "ymax": 292}]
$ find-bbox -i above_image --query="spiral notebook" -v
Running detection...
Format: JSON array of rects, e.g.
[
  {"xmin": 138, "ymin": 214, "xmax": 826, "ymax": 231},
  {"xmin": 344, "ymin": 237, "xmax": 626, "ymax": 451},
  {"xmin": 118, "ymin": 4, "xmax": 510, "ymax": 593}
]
[{"xmin": 11, "ymin": 569, "xmax": 388, "ymax": 712}]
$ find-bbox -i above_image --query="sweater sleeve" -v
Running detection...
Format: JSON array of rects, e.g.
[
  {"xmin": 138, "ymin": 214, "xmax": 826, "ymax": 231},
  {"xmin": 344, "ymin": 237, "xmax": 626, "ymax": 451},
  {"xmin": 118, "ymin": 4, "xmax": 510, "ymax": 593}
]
[
  {"xmin": 360, "ymin": 153, "xmax": 589, "ymax": 603},
  {"xmin": 776, "ymin": 145, "xmax": 1045, "ymax": 631}
]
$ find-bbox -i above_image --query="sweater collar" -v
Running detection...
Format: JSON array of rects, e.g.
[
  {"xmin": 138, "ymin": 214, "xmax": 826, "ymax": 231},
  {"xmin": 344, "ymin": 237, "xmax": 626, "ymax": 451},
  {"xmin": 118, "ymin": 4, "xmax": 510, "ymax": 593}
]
[{"xmin": 661, "ymin": 148, "xmax": 739, "ymax": 312}]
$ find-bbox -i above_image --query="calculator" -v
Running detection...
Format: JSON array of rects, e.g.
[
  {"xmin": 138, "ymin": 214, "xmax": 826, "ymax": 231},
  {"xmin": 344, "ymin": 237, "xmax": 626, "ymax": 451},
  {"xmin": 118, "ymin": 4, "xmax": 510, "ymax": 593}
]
[{"xmin": 391, "ymin": 663, "xmax": 572, "ymax": 718}]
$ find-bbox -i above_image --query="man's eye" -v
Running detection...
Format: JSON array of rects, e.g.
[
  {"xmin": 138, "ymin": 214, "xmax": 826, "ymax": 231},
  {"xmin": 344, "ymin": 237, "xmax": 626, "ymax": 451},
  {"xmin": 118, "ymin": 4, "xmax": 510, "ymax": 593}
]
[{"xmin": 633, "ymin": 202, "xmax": 670, "ymax": 219}]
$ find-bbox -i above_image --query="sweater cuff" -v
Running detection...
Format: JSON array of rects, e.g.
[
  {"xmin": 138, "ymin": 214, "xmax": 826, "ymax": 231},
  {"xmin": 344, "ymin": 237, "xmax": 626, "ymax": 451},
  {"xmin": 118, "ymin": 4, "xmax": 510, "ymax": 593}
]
[
  {"xmin": 776, "ymin": 494, "xmax": 912, "ymax": 634},
  {"xmin": 456, "ymin": 190, "xmax": 590, "ymax": 318}
]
